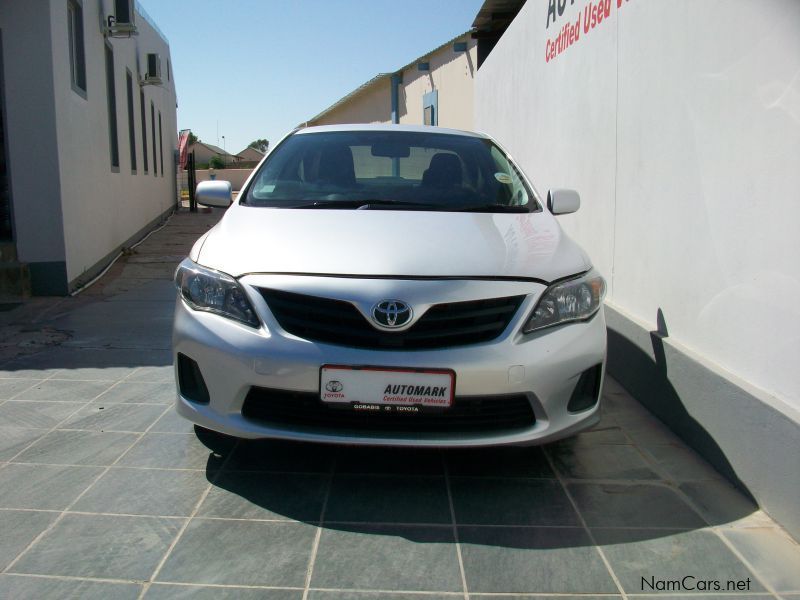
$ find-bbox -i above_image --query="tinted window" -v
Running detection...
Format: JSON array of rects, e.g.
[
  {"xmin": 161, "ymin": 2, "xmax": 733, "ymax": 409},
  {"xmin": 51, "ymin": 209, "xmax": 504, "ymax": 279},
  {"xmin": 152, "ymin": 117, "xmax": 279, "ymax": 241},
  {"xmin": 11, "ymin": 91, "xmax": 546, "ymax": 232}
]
[{"xmin": 244, "ymin": 131, "xmax": 538, "ymax": 212}]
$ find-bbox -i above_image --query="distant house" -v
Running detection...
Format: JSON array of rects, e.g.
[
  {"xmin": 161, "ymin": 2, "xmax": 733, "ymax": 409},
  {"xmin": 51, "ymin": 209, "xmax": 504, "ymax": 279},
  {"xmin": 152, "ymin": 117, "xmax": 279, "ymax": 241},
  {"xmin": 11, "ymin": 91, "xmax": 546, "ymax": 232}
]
[
  {"xmin": 189, "ymin": 141, "xmax": 239, "ymax": 166},
  {"xmin": 236, "ymin": 146, "xmax": 265, "ymax": 163}
]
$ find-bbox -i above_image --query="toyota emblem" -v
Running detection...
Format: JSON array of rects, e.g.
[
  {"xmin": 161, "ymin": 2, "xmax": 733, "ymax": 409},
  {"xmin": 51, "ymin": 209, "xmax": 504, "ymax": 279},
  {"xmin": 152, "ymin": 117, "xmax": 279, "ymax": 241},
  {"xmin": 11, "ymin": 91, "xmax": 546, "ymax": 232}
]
[
  {"xmin": 325, "ymin": 380, "xmax": 343, "ymax": 392},
  {"xmin": 371, "ymin": 300, "xmax": 413, "ymax": 328}
]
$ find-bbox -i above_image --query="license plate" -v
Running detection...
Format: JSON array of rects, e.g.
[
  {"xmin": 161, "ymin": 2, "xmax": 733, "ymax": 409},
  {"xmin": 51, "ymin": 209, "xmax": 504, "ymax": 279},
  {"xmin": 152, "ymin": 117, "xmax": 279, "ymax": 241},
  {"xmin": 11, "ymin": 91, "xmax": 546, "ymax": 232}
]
[{"xmin": 319, "ymin": 365, "xmax": 455, "ymax": 409}]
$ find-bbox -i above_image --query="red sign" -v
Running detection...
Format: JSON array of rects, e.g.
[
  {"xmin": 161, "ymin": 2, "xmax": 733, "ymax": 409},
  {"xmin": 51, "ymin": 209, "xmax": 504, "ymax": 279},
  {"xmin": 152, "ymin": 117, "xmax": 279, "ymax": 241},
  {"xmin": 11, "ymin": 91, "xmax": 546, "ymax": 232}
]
[{"xmin": 178, "ymin": 130, "xmax": 190, "ymax": 170}]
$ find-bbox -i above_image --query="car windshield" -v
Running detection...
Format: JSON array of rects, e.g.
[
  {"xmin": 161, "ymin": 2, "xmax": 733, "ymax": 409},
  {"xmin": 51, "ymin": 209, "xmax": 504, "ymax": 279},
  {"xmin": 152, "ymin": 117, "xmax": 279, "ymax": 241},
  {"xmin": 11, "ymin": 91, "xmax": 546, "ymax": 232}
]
[{"xmin": 242, "ymin": 130, "xmax": 540, "ymax": 212}]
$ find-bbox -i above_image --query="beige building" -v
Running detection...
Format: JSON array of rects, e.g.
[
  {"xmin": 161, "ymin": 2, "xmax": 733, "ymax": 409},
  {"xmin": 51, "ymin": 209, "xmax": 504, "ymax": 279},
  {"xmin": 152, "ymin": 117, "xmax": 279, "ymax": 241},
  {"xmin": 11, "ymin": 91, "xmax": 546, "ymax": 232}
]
[
  {"xmin": 236, "ymin": 146, "xmax": 265, "ymax": 163},
  {"xmin": 188, "ymin": 141, "xmax": 239, "ymax": 166},
  {"xmin": 305, "ymin": 32, "xmax": 477, "ymax": 131}
]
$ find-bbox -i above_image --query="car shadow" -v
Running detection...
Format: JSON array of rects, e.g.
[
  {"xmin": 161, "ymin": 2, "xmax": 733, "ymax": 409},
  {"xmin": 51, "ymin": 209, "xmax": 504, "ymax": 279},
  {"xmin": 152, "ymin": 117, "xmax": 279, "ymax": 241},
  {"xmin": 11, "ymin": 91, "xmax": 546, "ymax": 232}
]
[{"xmin": 199, "ymin": 381, "xmax": 758, "ymax": 551}]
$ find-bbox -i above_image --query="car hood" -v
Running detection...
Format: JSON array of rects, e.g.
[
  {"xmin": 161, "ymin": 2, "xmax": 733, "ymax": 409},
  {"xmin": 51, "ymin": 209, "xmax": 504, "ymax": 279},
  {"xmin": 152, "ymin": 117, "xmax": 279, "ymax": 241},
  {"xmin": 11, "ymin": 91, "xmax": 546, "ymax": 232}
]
[{"xmin": 195, "ymin": 205, "xmax": 591, "ymax": 282}]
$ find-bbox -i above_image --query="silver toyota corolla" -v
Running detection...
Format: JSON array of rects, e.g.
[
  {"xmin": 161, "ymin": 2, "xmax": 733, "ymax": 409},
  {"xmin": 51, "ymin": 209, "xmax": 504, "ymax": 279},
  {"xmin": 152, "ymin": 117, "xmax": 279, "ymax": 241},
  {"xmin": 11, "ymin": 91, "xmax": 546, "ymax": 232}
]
[{"xmin": 173, "ymin": 124, "xmax": 606, "ymax": 446}]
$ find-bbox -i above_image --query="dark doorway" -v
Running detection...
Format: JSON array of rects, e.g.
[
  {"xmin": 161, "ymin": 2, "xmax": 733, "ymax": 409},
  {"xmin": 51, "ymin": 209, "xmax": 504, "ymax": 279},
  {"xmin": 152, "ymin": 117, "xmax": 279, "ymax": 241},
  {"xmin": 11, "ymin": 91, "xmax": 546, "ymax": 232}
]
[{"xmin": 0, "ymin": 30, "xmax": 14, "ymax": 241}]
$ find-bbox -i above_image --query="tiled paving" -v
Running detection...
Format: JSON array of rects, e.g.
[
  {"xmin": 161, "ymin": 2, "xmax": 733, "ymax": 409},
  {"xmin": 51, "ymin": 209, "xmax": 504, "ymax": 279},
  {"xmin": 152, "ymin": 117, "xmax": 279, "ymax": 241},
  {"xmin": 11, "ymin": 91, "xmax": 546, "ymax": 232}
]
[{"xmin": 0, "ymin": 208, "xmax": 798, "ymax": 599}]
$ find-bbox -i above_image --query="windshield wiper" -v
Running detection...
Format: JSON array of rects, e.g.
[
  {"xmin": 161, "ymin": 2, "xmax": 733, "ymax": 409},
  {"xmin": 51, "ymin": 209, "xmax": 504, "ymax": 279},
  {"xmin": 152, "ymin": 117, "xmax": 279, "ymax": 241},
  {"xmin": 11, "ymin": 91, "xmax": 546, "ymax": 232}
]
[
  {"xmin": 292, "ymin": 199, "xmax": 438, "ymax": 210},
  {"xmin": 455, "ymin": 204, "xmax": 530, "ymax": 213}
]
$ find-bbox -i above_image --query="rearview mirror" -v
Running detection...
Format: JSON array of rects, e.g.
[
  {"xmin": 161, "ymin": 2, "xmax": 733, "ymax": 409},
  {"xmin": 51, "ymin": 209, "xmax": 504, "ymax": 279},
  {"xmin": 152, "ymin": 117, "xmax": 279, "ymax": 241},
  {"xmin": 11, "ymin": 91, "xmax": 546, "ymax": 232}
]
[
  {"xmin": 547, "ymin": 189, "xmax": 580, "ymax": 215},
  {"xmin": 371, "ymin": 142, "xmax": 411, "ymax": 158},
  {"xmin": 196, "ymin": 180, "xmax": 232, "ymax": 208}
]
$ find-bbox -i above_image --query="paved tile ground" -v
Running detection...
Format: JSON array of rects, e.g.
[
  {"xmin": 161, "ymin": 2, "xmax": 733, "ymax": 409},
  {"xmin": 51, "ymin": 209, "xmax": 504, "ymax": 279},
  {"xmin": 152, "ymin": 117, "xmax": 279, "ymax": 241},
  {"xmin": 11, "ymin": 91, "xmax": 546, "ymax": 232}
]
[{"xmin": 0, "ymin": 208, "xmax": 798, "ymax": 599}]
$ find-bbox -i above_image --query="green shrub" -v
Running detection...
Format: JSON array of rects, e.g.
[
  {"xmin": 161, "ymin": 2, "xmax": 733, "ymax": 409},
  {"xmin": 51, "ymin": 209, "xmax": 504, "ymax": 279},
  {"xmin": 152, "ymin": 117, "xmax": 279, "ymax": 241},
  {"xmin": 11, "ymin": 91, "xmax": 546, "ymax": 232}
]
[{"xmin": 209, "ymin": 156, "xmax": 225, "ymax": 169}]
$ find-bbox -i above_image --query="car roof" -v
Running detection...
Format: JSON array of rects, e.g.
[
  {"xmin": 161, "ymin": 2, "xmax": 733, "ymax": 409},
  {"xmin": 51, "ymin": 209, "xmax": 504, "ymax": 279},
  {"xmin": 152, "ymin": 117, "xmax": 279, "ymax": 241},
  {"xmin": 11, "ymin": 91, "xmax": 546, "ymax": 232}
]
[{"xmin": 294, "ymin": 123, "xmax": 489, "ymax": 139}]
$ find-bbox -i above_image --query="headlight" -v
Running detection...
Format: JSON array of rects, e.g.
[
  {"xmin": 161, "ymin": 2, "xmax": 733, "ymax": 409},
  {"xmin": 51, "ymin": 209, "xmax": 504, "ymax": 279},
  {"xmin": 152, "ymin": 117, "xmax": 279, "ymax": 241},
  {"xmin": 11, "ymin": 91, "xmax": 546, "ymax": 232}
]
[
  {"xmin": 174, "ymin": 259, "xmax": 260, "ymax": 328},
  {"xmin": 523, "ymin": 269, "xmax": 606, "ymax": 333}
]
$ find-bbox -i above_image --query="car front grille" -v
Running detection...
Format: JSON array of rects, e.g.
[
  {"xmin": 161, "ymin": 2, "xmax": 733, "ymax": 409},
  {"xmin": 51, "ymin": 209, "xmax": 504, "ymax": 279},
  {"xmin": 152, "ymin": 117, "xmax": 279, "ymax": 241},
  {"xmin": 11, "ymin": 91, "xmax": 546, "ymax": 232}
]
[
  {"xmin": 258, "ymin": 288, "xmax": 525, "ymax": 350},
  {"xmin": 241, "ymin": 387, "xmax": 536, "ymax": 434}
]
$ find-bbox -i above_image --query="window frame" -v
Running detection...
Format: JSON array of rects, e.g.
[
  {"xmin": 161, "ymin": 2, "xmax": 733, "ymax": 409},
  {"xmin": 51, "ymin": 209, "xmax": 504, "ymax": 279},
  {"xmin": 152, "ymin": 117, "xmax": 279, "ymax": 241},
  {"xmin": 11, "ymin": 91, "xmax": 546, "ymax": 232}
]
[
  {"xmin": 140, "ymin": 89, "xmax": 148, "ymax": 173},
  {"xmin": 125, "ymin": 70, "xmax": 137, "ymax": 173},
  {"xmin": 150, "ymin": 101, "xmax": 157, "ymax": 176},
  {"xmin": 67, "ymin": 0, "xmax": 87, "ymax": 98},
  {"xmin": 104, "ymin": 41, "xmax": 119, "ymax": 171}
]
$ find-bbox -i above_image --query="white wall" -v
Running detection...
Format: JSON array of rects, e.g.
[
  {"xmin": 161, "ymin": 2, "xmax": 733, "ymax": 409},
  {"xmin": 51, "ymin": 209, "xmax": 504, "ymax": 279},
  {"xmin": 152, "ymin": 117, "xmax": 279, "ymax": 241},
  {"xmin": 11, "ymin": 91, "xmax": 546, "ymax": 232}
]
[
  {"xmin": 476, "ymin": 0, "xmax": 800, "ymax": 410},
  {"xmin": 49, "ymin": 0, "xmax": 178, "ymax": 284},
  {"xmin": 195, "ymin": 168, "xmax": 253, "ymax": 191},
  {"xmin": 0, "ymin": 2, "xmax": 67, "ymax": 265}
]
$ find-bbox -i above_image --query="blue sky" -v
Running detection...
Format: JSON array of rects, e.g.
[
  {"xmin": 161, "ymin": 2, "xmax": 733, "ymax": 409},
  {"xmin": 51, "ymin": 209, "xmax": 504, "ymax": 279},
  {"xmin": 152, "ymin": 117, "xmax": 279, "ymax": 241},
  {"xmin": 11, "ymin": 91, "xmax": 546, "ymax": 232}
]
[{"xmin": 137, "ymin": 0, "xmax": 484, "ymax": 154}]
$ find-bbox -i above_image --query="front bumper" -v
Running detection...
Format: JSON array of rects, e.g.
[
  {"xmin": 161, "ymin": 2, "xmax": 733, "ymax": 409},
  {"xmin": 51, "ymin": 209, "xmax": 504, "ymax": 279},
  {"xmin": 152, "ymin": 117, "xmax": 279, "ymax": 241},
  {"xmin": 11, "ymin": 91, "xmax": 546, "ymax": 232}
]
[{"xmin": 172, "ymin": 275, "xmax": 606, "ymax": 447}]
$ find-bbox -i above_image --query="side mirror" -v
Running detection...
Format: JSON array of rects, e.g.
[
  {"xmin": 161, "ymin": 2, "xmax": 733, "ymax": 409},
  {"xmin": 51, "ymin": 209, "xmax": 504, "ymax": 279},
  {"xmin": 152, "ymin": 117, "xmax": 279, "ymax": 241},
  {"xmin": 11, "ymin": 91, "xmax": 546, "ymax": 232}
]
[
  {"xmin": 547, "ymin": 189, "xmax": 580, "ymax": 215},
  {"xmin": 196, "ymin": 180, "xmax": 232, "ymax": 208}
]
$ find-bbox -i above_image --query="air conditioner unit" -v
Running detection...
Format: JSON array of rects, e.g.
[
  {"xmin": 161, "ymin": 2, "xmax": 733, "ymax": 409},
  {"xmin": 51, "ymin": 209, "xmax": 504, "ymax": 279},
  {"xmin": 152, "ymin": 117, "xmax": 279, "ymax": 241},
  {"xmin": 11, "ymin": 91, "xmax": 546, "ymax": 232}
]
[
  {"xmin": 144, "ymin": 53, "xmax": 163, "ymax": 85},
  {"xmin": 104, "ymin": 0, "xmax": 138, "ymax": 37}
]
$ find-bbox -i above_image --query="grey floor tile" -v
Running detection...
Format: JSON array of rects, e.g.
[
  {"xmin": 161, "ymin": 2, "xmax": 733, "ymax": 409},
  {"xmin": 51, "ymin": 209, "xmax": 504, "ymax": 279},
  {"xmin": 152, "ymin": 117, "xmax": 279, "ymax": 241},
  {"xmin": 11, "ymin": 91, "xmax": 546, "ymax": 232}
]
[
  {"xmin": 679, "ymin": 480, "xmax": 758, "ymax": 526},
  {"xmin": 13, "ymin": 430, "xmax": 139, "ymax": 466},
  {"xmin": 0, "ymin": 574, "xmax": 142, "ymax": 600},
  {"xmin": 146, "ymin": 584, "xmax": 302, "ymax": 599},
  {"xmin": 634, "ymin": 596, "xmax": 771, "ymax": 600},
  {"xmin": 458, "ymin": 526, "xmax": 618, "ymax": 593},
  {"xmin": 14, "ymin": 380, "xmax": 115, "ymax": 402},
  {"xmin": 225, "ymin": 439, "xmax": 334, "ymax": 473},
  {"xmin": 0, "ymin": 464, "xmax": 103, "ymax": 510},
  {"xmin": 335, "ymin": 446, "xmax": 443, "ymax": 475},
  {"xmin": 0, "ymin": 379, "xmax": 43, "ymax": 400},
  {"xmin": 72, "ymin": 467, "xmax": 210, "ymax": 516},
  {"xmin": 723, "ymin": 528, "xmax": 800, "ymax": 592},
  {"xmin": 127, "ymin": 365, "xmax": 175, "ymax": 383},
  {"xmin": 10, "ymin": 513, "xmax": 182, "ymax": 580},
  {"xmin": 549, "ymin": 443, "xmax": 659, "ymax": 480},
  {"xmin": 0, "ymin": 427, "xmax": 44, "ymax": 460},
  {"xmin": 325, "ymin": 475, "xmax": 450, "ymax": 524},
  {"xmin": 0, "ymin": 510, "xmax": 59, "ymax": 570},
  {"xmin": 150, "ymin": 407, "xmax": 196, "ymax": 433},
  {"xmin": 311, "ymin": 524, "xmax": 462, "ymax": 592},
  {"xmin": 469, "ymin": 596, "xmax": 620, "ymax": 600},
  {"xmin": 595, "ymin": 528, "xmax": 764, "ymax": 593},
  {"xmin": 445, "ymin": 446, "xmax": 554, "ymax": 478},
  {"xmin": 0, "ymin": 401, "xmax": 84, "ymax": 429},
  {"xmin": 50, "ymin": 367, "xmax": 135, "ymax": 381},
  {"xmin": 95, "ymin": 381, "xmax": 176, "ymax": 404},
  {"xmin": 199, "ymin": 471, "xmax": 328, "ymax": 521},
  {"xmin": 609, "ymin": 400, "xmax": 662, "ymax": 425},
  {"xmin": 642, "ymin": 444, "xmax": 724, "ymax": 482},
  {"xmin": 308, "ymin": 593, "xmax": 461, "ymax": 600},
  {"xmin": 117, "ymin": 432, "xmax": 234, "ymax": 470},
  {"xmin": 60, "ymin": 402, "xmax": 166, "ymax": 432},
  {"xmin": 450, "ymin": 477, "xmax": 579, "ymax": 526},
  {"xmin": 624, "ymin": 419, "xmax": 687, "ymax": 448},
  {"xmin": 157, "ymin": 519, "xmax": 315, "ymax": 587},
  {"xmin": 568, "ymin": 483, "xmax": 706, "ymax": 528},
  {"xmin": 0, "ymin": 365, "xmax": 62, "ymax": 379},
  {"xmin": 567, "ymin": 425, "xmax": 630, "ymax": 445}
]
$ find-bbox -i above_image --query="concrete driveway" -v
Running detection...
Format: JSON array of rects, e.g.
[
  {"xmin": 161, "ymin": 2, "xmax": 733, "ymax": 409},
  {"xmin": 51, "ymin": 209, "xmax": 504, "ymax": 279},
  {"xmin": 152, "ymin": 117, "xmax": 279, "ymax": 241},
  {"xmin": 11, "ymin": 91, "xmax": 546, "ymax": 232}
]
[{"xmin": 0, "ymin": 209, "xmax": 798, "ymax": 599}]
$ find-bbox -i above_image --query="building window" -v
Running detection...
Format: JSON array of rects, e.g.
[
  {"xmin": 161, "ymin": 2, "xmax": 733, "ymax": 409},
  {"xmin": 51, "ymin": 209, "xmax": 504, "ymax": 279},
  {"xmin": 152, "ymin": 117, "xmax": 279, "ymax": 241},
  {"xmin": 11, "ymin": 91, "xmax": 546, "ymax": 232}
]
[
  {"xmin": 67, "ymin": 0, "xmax": 86, "ymax": 96},
  {"xmin": 167, "ymin": 59, "xmax": 171, "ymax": 82},
  {"xmin": 126, "ymin": 70, "xmax": 137, "ymax": 173},
  {"xmin": 140, "ymin": 89, "xmax": 148, "ymax": 173},
  {"xmin": 151, "ymin": 101, "xmax": 157, "ymax": 176},
  {"xmin": 158, "ymin": 111, "xmax": 164, "ymax": 176},
  {"xmin": 104, "ymin": 42, "xmax": 119, "ymax": 169},
  {"xmin": 423, "ymin": 90, "xmax": 438, "ymax": 126}
]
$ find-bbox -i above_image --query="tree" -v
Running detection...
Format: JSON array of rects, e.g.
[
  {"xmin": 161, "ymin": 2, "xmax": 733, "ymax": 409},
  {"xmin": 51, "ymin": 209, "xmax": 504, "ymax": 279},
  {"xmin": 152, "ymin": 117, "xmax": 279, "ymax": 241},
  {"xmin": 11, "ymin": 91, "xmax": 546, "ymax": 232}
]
[
  {"xmin": 188, "ymin": 131, "xmax": 199, "ymax": 145},
  {"xmin": 248, "ymin": 138, "xmax": 269, "ymax": 153},
  {"xmin": 208, "ymin": 155, "xmax": 225, "ymax": 169}
]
